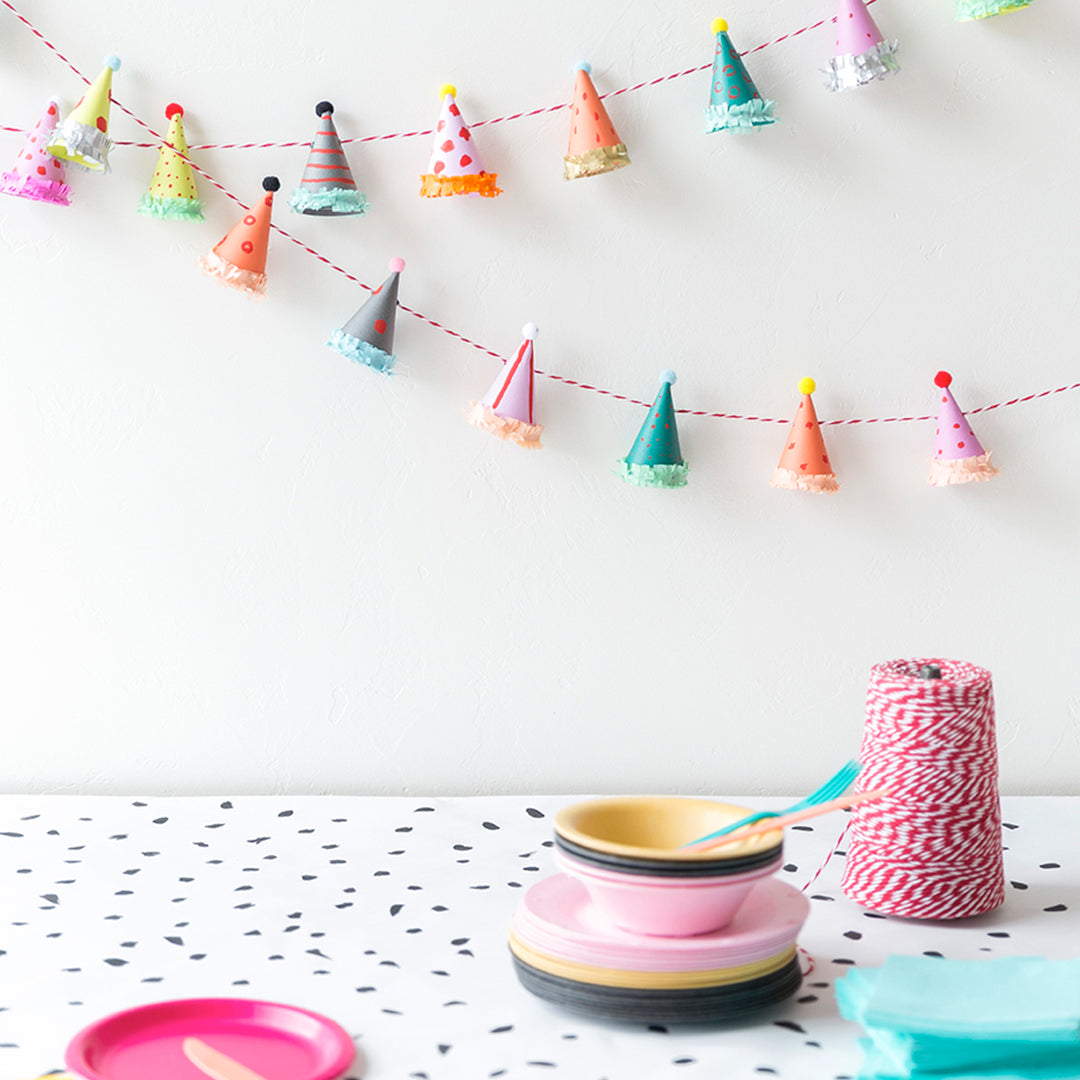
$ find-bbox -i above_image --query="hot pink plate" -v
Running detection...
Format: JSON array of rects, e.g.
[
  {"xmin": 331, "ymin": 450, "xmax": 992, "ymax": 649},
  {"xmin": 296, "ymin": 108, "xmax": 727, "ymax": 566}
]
[{"xmin": 65, "ymin": 998, "xmax": 355, "ymax": 1080}]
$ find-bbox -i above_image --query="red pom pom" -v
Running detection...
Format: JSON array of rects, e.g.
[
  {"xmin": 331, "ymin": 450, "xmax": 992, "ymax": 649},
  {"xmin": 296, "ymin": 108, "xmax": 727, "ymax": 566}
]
[
  {"xmin": 165, "ymin": 103, "xmax": 184, "ymax": 120},
  {"xmin": 934, "ymin": 371, "xmax": 953, "ymax": 388}
]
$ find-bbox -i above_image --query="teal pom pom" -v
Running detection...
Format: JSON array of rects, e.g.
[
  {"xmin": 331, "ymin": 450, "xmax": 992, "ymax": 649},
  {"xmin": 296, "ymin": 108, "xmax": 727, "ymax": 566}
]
[
  {"xmin": 576, "ymin": 61, "xmax": 592, "ymax": 74},
  {"xmin": 659, "ymin": 370, "xmax": 677, "ymax": 385},
  {"xmin": 328, "ymin": 330, "xmax": 397, "ymax": 375},
  {"xmin": 105, "ymin": 54, "xmax": 121, "ymax": 71},
  {"xmin": 289, "ymin": 186, "xmax": 369, "ymax": 217}
]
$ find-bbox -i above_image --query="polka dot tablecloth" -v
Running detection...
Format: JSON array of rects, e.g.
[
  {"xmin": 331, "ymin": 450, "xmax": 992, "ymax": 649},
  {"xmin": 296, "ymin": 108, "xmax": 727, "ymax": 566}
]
[{"xmin": 1, "ymin": 796, "xmax": 1076, "ymax": 1080}]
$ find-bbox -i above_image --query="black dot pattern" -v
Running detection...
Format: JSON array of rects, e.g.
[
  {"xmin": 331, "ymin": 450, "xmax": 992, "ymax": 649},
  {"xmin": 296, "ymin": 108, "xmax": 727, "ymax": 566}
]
[{"xmin": 0, "ymin": 796, "xmax": 1074, "ymax": 1079}]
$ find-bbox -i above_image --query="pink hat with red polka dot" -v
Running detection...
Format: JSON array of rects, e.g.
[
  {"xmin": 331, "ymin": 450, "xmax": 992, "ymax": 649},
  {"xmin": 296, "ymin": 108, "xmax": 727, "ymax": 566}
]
[
  {"xmin": 929, "ymin": 371, "xmax": 999, "ymax": 486},
  {"xmin": 420, "ymin": 85, "xmax": 501, "ymax": 199},
  {"xmin": 1, "ymin": 97, "xmax": 71, "ymax": 206}
]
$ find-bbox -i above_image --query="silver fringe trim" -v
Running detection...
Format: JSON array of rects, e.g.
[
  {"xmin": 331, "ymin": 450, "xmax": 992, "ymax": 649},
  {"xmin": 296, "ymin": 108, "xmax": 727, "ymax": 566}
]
[
  {"xmin": 823, "ymin": 39, "xmax": 900, "ymax": 93},
  {"xmin": 50, "ymin": 120, "xmax": 113, "ymax": 173}
]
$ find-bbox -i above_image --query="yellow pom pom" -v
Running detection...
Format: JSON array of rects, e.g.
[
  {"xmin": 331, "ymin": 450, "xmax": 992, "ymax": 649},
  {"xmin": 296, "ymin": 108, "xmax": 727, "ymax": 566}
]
[
  {"xmin": 438, "ymin": 83, "xmax": 457, "ymax": 100},
  {"xmin": 711, "ymin": 17, "xmax": 728, "ymax": 34},
  {"xmin": 798, "ymin": 377, "xmax": 816, "ymax": 396}
]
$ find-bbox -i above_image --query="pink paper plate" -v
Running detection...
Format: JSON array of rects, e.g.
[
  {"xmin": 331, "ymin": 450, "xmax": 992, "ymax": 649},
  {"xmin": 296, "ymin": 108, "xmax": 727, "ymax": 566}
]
[
  {"xmin": 513, "ymin": 874, "xmax": 809, "ymax": 971},
  {"xmin": 65, "ymin": 998, "xmax": 355, "ymax": 1080}
]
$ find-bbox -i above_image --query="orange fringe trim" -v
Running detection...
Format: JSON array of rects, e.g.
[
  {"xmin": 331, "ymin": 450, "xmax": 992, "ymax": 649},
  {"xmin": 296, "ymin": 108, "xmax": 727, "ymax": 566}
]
[{"xmin": 420, "ymin": 172, "xmax": 502, "ymax": 198}]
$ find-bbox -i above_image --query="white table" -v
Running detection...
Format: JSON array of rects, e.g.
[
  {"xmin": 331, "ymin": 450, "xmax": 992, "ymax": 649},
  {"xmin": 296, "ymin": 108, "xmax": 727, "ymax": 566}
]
[{"xmin": 1, "ymin": 796, "xmax": 1076, "ymax": 1080}]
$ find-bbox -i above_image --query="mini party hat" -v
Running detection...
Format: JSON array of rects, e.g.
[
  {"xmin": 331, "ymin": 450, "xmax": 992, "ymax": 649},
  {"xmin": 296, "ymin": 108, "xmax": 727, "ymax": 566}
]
[
  {"xmin": 466, "ymin": 324, "xmax": 543, "ymax": 448},
  {"xmin": 328, "ymin": 257, "xmax": 405, "ymax": 375},
  {"xmin": 290, "ymin": 101, "xmax": 368, "ymax": 216},
  {"xmin": 616, "ymin": 371, "xmax": 688, "ymax": 488},
  {"xmin": 46, "ymin": 55, "xmax": 120, "ymax": 173},
  {"xmin": 771, "ymin": 377, "xmax": 839, "ymax": 493},
  {"xmin": 420, "ymin": 85, "xmax": 501, "ymax": 198},
  {"xmin": 704, "ymin": 19, "xmax": 777, "ymax": 133},
  {"xmin": 956, "ymin": 0, "xmax": 1032, "ymax": 20},
  {"xmin": 563, "ymin": 63, "xmax": 630, "ymax": 180},
  {"xmin": 137, "ymin": 104, "xmax": 204, "ymax": 221},
  {"xmin": 929, "ymin": 371, "xmax": 999, "ymax": 485},
  {"xmin": 199, "ymin": 176, "xmax": 280, "ymax": 297},
  {"xmin": 0, "ymin": 98, "xmax": 71, "ymax": 206},
  {"xmin": 824, "ymin": 0, "xmax": 899, "ymax": 93}
]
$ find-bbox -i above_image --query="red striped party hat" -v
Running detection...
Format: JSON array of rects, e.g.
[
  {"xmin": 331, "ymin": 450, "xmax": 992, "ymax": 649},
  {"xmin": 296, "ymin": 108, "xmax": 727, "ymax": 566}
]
[{"xmin": 289, "ymin": 102, "xmax": 368, "ymax": 216}]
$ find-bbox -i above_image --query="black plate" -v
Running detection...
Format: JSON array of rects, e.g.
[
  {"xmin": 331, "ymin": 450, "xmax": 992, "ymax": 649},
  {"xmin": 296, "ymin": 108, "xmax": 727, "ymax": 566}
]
[
  {"xmin": 512, "ymin": 952, "xmax": 802, "ymax": 1024},
  {"xmin": 554, "ymin": 833, "xmax": 783, "ymax": 878}
]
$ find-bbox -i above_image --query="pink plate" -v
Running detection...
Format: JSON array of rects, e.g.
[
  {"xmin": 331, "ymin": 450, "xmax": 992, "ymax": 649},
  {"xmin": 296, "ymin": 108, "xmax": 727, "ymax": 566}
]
[{"xmin": 65, "ymin": 998, "xmax": 355, "ymax": 1080}]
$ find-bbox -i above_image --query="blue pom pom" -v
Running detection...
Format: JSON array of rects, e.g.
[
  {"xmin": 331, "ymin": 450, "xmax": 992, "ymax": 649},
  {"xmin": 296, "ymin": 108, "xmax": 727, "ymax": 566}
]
[
  {"xmin": 659, "ymin": 370, "xmax": 677, "ymax": 385},
  {"xmin": 105, "ymin": 54, "xmax": 121, "ymax": 72},
  {"xmin": 576, "ymin": 61, "xmax": 592, "ymax": 74}
]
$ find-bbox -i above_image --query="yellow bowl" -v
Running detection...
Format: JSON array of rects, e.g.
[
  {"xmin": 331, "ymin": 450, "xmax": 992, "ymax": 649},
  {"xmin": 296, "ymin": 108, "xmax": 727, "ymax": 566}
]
[{"xmin": 554, "ymin": 796, "xmax": 782, "ymax": 865}]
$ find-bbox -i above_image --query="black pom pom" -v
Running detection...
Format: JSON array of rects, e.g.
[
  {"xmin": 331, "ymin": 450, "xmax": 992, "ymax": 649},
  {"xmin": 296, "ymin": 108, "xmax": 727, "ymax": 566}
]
[
  {"xmin": 315, "ymin": 100, "xmax": 334, "ymax": 117},
  {"xmin": 919, "ymin": 664, "xmax": 943, "ymax": 680},
  {"xmin": 262, "ymin": 176, "xmax": 281, "ymax": 192}
]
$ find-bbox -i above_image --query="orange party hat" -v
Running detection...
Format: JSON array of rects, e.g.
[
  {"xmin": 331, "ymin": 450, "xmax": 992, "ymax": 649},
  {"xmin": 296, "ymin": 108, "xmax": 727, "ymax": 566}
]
[
  {"xmin": 199, "ymin": 176, "xmax": 279, "ymax": 296},
  {"xmin": 771, "ymin": 378, "xmax": 839, "ymax": 493},
  {"xmin": 563, "ymin": 63, "xmax": 630, "ymax": 180}
]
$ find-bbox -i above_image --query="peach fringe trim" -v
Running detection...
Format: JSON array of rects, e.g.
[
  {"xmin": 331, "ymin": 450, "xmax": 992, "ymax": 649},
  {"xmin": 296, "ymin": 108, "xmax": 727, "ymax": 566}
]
[
  {"xmin": 563, "ymin": 143, "xmax": 631, "ymax": 180},
  {"xmin": 929, "ymin": 452, "xmax": 999, "ymax": 486},
  {"xmin": 199, "ymin": 250, "xmax": 267, "ymax": 297},
  {"xmin": 420, "ymin": 172, "xmax": 502, "ymax": 198},
  {"xmin": 771, "ymin": 467, "xmax": 839, "ymax": 494},
  {"xmin": 466, "ymin": 402, "xmax": 543, "ymax": 448}
]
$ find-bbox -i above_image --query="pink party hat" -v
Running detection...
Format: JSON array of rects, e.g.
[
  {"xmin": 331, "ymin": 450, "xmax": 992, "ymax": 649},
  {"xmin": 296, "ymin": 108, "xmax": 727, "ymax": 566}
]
[
  {"xmin": 420, "ymin": 84, "xmax": 501, "ymax": 198},
  {"xmin": 0, "ymin": 98, "xmax": 71, "ymax": 205},
  {"xmin": 466, "ymin": 324, "xmax": 543, "ymax": 448},
  {"xmin": 929, "ymin": 371, "xmax": 999, "ymax": 486},
  {"xmin": 824, "ymin": 0, "xmax": 899, "ymax": 92}
]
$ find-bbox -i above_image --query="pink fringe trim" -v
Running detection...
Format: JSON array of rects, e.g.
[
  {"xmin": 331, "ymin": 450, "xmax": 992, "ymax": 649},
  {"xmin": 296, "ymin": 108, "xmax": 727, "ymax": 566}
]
[
  {"xmin": 771, "ymin": 467, "xmax": 839, "ymax": 494},
  {"xmin": 198, "ymin": 250, "xmax": 267, "ymax": 297},
  {"xmin": 466, "ymin": 402, "xmax": 543, "ymax": 448},
  {"xmin": 929, "ymin": 452, "xmax": 999, "ymax": 486},
  {"xmin": 0, "ymin": 170, "xmax": 71, "ymax": 206}
]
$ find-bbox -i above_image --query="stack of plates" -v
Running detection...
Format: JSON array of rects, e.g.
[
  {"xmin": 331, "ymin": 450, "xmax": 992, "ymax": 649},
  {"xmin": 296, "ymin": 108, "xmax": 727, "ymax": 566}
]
[{"xmin": 510, "ymin": 874, "xmax": 809, "ymax": 1023}]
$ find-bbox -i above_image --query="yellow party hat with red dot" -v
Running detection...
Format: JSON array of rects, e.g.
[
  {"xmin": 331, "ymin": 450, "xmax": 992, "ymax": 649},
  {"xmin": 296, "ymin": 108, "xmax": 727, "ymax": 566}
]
[
  {"xmin": 199, "ymin": 177, "xmax": 279, "ymax": 297},
  {"xmin": 771, "ymin": 377, "xmax": 839, "ymax": 493},
  {"xmin": 137, "ymin": 104, "xmax": 204, "ymax": 221},
  {"xmin": 47, "ymin": 55, "xmax": 120, "ymax": 173},
  {"xmin": 563, "ymin": 63, "xmax": 630, "ymax": 180},
  {"xmin": 420, "ymin": 85, "xmax": 501, "ymax": 198}
]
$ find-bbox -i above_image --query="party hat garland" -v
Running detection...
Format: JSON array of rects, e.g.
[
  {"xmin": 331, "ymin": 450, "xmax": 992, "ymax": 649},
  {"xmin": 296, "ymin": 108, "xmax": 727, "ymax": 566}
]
[
  {"xmin": 704, "ymin": 19, "xmax": 777, "ymax": 133},
  {"xmin": 46, "ymin": 55, "xmax": 120, "ymax": 173},
  {"xmin": 929, "ymin": 371, "xmax": 999, "ymax": 485},
  {"xmin": 771, "ymin": 377, "xmax": 839, "ymax": 493},
  {"xmin": 421, "ymin": 85, "xmax": 501, "ymax": 198},
  {"xmin": 328, "ymin": 258, "xmax": 405, "ymax": 375},
  {"xmin": 0, "ymin": 98, "xmax": 71, "ymax": 206},
  {"xmin": 563, "ymin": 63, "xmax": 631, "ymax": 180},
  {"xmin": 616, "ymin": 371, "xmax": 688, "ymax": 488},
  {"xmin": 956, "ymin": 0, "xmax": 1032, "ymax": 20},
  {"xmin": 137, "ymin": 104, "xmax": 204, "ymax": 221},
  {"xmin": 199, "ymin": 176, "xmax": 280, "ymax": 297},
  {"xmin": 290, "ymin": 101, "xmax": 368, "ymax": 216},
  {"xmin": 824, "ymin": 0, "xmax": 899, "ymax": 93},
  {"xmin": 467, "ymin": 324, "xmax": 543, "ymax": 448}
]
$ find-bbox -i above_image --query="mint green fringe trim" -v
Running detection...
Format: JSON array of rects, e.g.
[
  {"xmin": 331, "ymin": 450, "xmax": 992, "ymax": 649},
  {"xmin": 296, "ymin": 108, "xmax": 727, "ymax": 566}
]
[
  {"xmin": 956, "ymin": 0, "xmax": 1031, "ymax": 18},
  {"xmin": 704, "ymin": 98, "xmax": 777, "ymax": 134},
  {"xmin": 137, "ymin": 192, "xmax": 205, "ymax": 221},
  {"xmin": 328, "ymin": 330, "xmax": 396, "ymax": 375},
  {"xmin": 290, "ymin": 187, "xmax": 369, "ymax": 215},
  {"xmin": 615, "ymin": 459, "xmax": 689, "ymax": 489}
]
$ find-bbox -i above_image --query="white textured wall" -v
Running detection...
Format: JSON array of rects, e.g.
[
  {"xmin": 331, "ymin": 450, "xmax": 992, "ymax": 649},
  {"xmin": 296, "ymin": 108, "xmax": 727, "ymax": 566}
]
[{"xmin": 2, "ymin": 0, "xmax": 1077, "ymax": 796}]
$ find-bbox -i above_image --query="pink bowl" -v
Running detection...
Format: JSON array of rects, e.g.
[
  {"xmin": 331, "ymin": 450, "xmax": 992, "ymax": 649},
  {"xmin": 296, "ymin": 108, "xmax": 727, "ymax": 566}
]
[{"xmin": 555, "ymin": 848, "xmax": 782, "ymax": 937}]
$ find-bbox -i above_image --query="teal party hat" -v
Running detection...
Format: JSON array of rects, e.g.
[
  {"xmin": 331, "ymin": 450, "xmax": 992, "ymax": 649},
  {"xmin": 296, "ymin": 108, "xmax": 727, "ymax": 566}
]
[
  {"xmin": 616, "ymin": 371, "xmax": 689, "ymax": 488},
  {"xmin": 956, "ymin": 0, "xmax": 1032, "ymax": 20},
  {"xmin": 705, "ymin": 18, "xmax": 776, "ymax": 133}
]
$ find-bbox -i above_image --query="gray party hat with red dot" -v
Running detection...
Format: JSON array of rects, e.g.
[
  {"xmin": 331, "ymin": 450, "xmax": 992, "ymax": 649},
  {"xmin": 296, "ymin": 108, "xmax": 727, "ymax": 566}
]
[
  {"xmin": 328, "ymin": 257, "xmax": 405, "ymax": 375},
  {"xmin": 289, "ymin": 102, "xmax": 368, "ymax": 216},
  {"xmin": 929, "ymin": 371, "xmax": 999, "ymax": 486},
  {"xmin": 616, "ymin": 371, "xmax": 688, "ymax": 488}
]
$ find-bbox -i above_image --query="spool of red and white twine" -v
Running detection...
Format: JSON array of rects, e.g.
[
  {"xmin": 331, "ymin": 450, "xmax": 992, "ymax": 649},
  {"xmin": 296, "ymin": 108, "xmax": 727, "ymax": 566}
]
[{"xmin": 840, "ymin": 658, "xmax": 1005, "ymax": 920}]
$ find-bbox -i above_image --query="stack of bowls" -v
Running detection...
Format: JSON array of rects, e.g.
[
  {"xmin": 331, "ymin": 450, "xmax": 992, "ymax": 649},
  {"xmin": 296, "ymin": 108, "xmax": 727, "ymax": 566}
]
[{"xmin": 509, "ymin": 796, "xmax": 810, "ymax": 1023}]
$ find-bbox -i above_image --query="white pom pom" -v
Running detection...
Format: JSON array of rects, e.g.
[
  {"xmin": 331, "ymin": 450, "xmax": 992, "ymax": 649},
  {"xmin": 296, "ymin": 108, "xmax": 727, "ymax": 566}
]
[
  {"xmin": 659, "ymin": 370, "xmax": 677, "ymax": 385},
  {"xmin": 522, "ymin": 323, "xmax": 539, "ymax": 341}
]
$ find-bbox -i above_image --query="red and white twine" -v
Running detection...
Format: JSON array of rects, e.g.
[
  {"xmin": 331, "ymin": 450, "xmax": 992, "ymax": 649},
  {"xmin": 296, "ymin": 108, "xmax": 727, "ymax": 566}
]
[{"xmin": 841, "ymin": 659, "xmax": 1005, "ymax": 920}]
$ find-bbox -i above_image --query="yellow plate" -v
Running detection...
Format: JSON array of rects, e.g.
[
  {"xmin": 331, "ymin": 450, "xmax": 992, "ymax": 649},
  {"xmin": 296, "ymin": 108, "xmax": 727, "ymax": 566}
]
[
  {"xmin": 554, "ymin": 796, "xmax": 782, "ymax": 863},
  {"xmin": 508, "ymin": 931, "xmax": 797, "ymax": 990}
]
